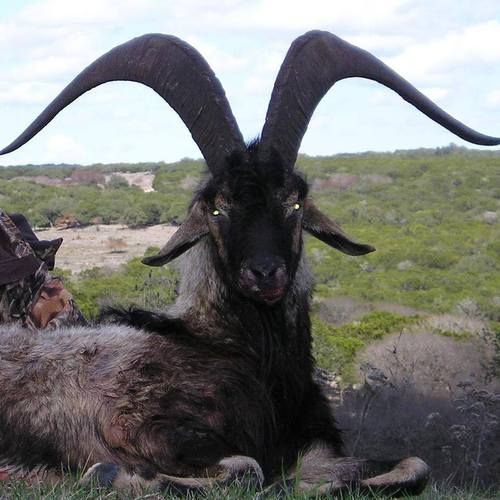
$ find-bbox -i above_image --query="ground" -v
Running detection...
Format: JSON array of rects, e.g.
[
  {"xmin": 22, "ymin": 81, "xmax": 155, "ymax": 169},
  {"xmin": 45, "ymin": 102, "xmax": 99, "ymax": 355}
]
[{"xmin": 36, "ymin": 224, "xmax": 176, "ymax": 273}]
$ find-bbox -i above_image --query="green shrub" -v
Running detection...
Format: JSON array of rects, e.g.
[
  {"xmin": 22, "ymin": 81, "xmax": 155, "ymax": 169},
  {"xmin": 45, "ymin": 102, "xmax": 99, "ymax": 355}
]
[
  {"xmin": 312, "ymin": 311, "xmax": 418, "ymax": 384},
  {"xmin": 65, "ymin": 256, "xmax": 178, "ymax": 319}
]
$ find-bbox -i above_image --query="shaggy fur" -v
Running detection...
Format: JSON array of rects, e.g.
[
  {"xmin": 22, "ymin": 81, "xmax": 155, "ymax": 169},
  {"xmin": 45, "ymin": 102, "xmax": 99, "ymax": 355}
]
[
  {"xmin": 4, "ymin": 28, "xmax": 483, "ymax": 493},
  {"xmin": 0, "ymin": 244, "xmax": 339, "ymax": 482},
  {"xmin": 0, "ymin": 144, "xmax": 433, "ymax": 494}
]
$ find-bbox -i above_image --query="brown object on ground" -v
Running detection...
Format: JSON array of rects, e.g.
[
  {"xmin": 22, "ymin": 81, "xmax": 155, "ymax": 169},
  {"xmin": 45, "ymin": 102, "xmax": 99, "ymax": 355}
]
[{"xmin": 29, "ymin": 278, "xmax": 76, "ymax": 329}]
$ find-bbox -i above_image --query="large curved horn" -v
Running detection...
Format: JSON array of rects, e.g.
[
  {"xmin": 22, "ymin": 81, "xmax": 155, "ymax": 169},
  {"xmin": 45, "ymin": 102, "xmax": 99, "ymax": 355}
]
[
  {"xmin": 0, "ymin": 34, "xmax": 245, "ymax": 172},
  {"xmin": 260, "ymin": 30, "xmax": 500, "ymax": 168}
]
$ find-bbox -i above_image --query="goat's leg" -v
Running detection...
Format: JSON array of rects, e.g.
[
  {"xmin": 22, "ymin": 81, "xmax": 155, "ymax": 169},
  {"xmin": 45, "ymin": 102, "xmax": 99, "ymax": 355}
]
[
  {"xmin": 0, "ymin": 461, "xmax": 63, "ymax": 486},
  {"xmin": 80, "ymin": 455, "xmax": 264, "ymax": 494},
  {"xmin": 266, "ymin": 442, "xmax": 430, "ymax": 498}
]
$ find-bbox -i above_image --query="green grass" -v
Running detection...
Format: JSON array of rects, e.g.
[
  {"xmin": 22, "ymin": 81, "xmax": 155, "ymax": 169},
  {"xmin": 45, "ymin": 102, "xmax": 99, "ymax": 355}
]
[
  {"xmin": 61, "ymin": 251, "xmax": 177, "ymax": 319},
  {"xmin": 0, "ymin": 479, "xmax": 497, "ymax": 499}
]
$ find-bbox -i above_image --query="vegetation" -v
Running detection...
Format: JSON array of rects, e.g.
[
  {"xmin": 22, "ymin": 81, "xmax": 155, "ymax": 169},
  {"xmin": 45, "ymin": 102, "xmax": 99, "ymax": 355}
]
[
  {"xmin": 2, "ymin": 146, "xmax": 499, "ymax": 318},
  {"xmin": 1, "ymin": 477, "xmax": 497, "ymax": 500},
  {"xmin": 0, "ymin": 159, "xmax": 203, "ymax": 226},
  {"xmin": 1, "ymin": 145, "xmax": 499, "ymax": 495},
  {"xmin": 312, "ymin": 311, "xmax": 419, "ymax": 384},
  {"xmin": 61, "ymin": 251, "xmax": 177, "ymax": 319}
]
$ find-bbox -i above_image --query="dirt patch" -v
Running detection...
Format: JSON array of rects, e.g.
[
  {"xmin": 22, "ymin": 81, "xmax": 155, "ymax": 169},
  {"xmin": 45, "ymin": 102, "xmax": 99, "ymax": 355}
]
[
  {"xmin": 103, "ymin": 172, "xmax": 155, "ymax": 192},
  {"xmin": 356, "ymin": 327, "xmax": 498, "ymax": 395},
  {"xmin": 36, "ymin": 224, "xmax": 176, "ymax": 274},
  {"xmin": 13, "ymin": 171, "xmax": 156, "ymax": 192}
]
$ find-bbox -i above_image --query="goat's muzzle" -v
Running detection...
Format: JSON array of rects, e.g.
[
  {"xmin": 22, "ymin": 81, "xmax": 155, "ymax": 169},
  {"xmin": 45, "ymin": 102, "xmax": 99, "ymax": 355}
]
[{"xmin": 239, "ymin": 258, "xmax": 288, "ymax": 305}]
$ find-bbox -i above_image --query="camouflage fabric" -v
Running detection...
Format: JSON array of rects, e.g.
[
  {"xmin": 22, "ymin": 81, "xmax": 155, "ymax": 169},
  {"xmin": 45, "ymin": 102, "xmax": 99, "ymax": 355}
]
[
  {"xmin": 8, "ymin": 212, "xmax": 62, "ymax": 270},
  {"xmin": 0, "ymin": 211, "xmax": 40, "ymax": 285},
  {"xmin": 0, "ymin": 210, "xmax": 86, "ymax": 330}
]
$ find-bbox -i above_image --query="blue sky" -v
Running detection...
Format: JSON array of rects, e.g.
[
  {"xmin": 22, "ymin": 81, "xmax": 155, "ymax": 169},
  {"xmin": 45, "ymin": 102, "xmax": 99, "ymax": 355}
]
[{"xmin": 0, "ymin": 0, "xmax": 499, "ymax": 166}]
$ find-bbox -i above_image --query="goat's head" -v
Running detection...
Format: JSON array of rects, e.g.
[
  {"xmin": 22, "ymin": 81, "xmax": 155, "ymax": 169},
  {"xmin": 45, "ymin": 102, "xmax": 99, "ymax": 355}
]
[
  {"xmin": 1, "ymin": 31, "xmax": 499, "ymax": 306},
  {"xmin": 144, "ymin": 142, "xmax": 372, "ymax": 304}
]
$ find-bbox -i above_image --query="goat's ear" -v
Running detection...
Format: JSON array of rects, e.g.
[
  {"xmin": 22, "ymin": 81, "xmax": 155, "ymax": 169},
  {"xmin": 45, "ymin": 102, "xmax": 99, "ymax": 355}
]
[
  {"xmin": 142, "ymin": 202, "xmax": 208, "ymax": 266},
  {"xmin": 302, "ymin": 199, "xmax": 375, "ymax": 256}
]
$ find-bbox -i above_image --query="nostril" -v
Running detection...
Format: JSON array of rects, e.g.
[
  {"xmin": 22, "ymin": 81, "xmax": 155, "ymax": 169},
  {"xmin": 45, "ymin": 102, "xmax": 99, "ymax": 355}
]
[
  {"xmin": 250, "ymin": 267, "xmax": 269, "ymax": 278},
  {"xmin": 267, "ymin": 267, "xmax": 278, "ymax": 278},
  {"xmin": 240, "ymin": 260, "xmax": 288, "ymax": 293},
  {"xmin": 248, "ymin": 261, "xmax": 282, "ymax": 279}
]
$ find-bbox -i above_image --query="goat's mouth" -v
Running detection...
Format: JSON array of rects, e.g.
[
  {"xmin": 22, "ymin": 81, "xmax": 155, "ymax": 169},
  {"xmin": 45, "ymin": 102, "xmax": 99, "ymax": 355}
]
[
  {"xmin": 239, "ymin": 283, "xmax": 287, "ymax": 305},
  {"xmin": 238, "ymin": 264, "xmax": 288, "ymax": 305},
  {"xmin": 256, "ymin": 287, "xmax": 286, "ymax": 305},
  {"xmin": 240, "ymin": 282, "xmax": 286, "ymax": 306}
]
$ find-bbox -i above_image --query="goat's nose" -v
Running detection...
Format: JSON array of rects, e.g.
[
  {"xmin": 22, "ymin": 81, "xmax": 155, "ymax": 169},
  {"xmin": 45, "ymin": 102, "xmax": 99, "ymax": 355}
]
[
  {"xmin": 248, "ymin": 260, "xmax": 283, "ymax": 279},
  {"xmin": 250, "ymin": 262, "xmax": 280, "ymax": 278}
]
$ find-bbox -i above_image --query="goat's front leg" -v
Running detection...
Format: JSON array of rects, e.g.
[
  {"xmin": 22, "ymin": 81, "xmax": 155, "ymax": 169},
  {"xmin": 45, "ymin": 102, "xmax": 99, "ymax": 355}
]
[
  {"xmin": 268, "ymin": 442, "xmax": 430, "ymax": 498},
  {"xmin": 80, "ymin": 455, "xmax": 264, "ymax": 494},
  {"xmin": 0, "ymin": 461, "xmax": 63, "ymax": 486}
]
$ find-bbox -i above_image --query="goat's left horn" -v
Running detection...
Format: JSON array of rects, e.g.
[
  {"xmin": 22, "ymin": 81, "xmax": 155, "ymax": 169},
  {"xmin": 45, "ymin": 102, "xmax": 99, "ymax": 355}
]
[
  {"xmin": 0, "ymin": 34, "xmax": 246, "ymax": 172},
  {"xmin": 260, "ymin": 30, "xmax": 500, "ymax": 169}
]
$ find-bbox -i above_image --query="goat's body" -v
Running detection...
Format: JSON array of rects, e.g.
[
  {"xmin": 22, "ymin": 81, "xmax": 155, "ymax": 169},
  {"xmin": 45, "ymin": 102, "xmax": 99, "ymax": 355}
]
[
  {"xmin": 0, "ymin": 243, "xmax": 340, "ymax": 483},
  {"xmin": 3, "ymin": 28, "xmax": 487, "ymax": 493}
]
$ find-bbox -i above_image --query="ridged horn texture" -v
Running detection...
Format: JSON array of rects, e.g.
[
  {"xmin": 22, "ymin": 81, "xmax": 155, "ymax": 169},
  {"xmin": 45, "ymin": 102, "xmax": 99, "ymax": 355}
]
[
  {"xmin": 0, "ymin": 34, "xmax": 246, "ymax": 172},
  {"xmin": 260, "ymin": 30, "xmax": 500, "ymax": 169}
]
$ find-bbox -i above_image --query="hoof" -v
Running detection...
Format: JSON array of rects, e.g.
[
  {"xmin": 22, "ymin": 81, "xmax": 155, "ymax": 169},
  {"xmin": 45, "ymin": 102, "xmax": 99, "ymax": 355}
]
[
  {"xmin": 218, "ymin": 455, "xmax": 264, "ymax": 488},
  {"xmin": 80, "ymin": 462, "xmax": 120, "ymax": 488}
]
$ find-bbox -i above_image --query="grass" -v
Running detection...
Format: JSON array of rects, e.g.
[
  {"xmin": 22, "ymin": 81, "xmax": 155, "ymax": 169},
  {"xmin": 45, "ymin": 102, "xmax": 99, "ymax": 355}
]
[{"xmin": 0, "ymin": 479, "xmax": 498, "ymax": 499}]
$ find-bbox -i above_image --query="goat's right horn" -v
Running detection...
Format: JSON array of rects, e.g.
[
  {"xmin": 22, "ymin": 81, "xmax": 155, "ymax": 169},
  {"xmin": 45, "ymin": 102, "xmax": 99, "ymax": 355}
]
[
  {"xmin": 260, "ymin": 30, "xmax": 500, "ymax": 169},
  {"xmin": 0, "ymin": 34, "xmax": 246, "ymax": 173}
]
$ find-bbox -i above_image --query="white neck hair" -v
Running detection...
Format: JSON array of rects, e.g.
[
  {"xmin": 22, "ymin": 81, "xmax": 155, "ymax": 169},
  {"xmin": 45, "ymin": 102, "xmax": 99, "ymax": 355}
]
[{"xmin": 167, "ymin": 237, "xmax": 313, "ymax": 320}]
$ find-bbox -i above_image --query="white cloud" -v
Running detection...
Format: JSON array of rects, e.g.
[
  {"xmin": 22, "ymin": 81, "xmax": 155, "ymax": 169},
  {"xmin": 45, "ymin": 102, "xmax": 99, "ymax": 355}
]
[
  {"xmin": 487, "ymin": 89, "xmax": 500, "ymax": 108},
  {"xmin": 386, "ymin": 21, "xmax": 500, "ymax": 83},
  {"xmin": 44, "ymin": 133, "xmax": 85, "ymax": 159},
  {"xmin": 18, "ymin": 0, "xmax": 156, "ymax": 26},
  {"xmin": 421, "ymin": 87, "xmax": 449, "ymax": 102},
  {"xmin": 0, "ymin": 81, "xmax": 60, "ymax": 104},
  {"xmin": 1, "ymin": 0, "xmax": 499, "ymax": 165},
  {"xmin": 168, "ymin": 0, "xmax": 414, "ymax": 32},
  {"xmin": 244, "ymin": 76, "xmax": 272, "ymax": 95},
  {"xmin": 182, "ymin": 36, "xmax": 249, "ymax": 73},
  {"xmin": 348, "ymin": 34, "xmax": 414, "ymax": 53}
]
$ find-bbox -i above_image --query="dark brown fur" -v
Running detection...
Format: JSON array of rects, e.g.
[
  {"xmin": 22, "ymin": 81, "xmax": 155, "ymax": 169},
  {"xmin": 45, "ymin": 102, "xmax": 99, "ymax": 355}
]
[
  {"xmin": 6, "ymin": 29, "xmax": 491, "ymax": 494},
  {"xmin": 0, "ymin": 167, "xmax": 428, "ymax": 494}
]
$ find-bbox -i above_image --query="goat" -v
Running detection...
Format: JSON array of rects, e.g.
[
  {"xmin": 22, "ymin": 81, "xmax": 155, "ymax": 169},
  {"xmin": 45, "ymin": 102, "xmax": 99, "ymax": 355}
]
[{"xmin": 0, "ymin": 31, "xmax": 499, "ymax": 496}]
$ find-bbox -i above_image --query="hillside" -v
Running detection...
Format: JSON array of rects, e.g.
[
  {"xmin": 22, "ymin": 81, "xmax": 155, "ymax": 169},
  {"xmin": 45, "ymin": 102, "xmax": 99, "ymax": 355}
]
[
  {"xmin": 1, "ymin": 146, "xmax": 500, "ymax": 489},
  {"xmin": 2, "ymin": 145, "xmax": 499, "ymax": 318}
]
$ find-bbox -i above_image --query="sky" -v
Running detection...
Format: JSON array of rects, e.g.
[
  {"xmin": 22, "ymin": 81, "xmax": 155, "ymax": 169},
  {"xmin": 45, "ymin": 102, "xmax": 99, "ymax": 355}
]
[{"xmin": 0, "ymin": 0, "xmax": 499, "ymax": 166}]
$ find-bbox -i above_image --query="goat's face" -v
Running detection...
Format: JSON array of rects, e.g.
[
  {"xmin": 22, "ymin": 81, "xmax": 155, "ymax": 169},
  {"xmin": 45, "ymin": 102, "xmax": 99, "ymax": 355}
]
[
  {"xmin": 200, "ymin": 157, "xmax": 308, "ymax": 304},
  {"xmin": 144, "ymin": 145, "xmax": 375, "ymax": 306}
]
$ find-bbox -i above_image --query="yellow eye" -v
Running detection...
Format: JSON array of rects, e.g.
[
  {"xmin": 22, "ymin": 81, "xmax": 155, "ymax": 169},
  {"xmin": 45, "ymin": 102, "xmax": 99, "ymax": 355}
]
[
  {"xmin": 212, "ymin": 209, "xmax": 220, "ymax": 216},
  {"xmin": 293, "ymin": 203, "xmax": 301, "ymax": 210}
]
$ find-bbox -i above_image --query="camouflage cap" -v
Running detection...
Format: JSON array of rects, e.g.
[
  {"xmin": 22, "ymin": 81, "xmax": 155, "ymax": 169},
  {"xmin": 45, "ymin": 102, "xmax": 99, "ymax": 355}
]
[{"xmin": 0, "ymin": 211, "xmax": 41, "ymax": 286}]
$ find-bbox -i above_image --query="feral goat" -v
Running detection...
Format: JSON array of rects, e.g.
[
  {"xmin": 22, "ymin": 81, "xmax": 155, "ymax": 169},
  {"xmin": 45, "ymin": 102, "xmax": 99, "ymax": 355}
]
[{"xmin": 0, "ymin": 31, "xmax": 499, "ymax": 496}]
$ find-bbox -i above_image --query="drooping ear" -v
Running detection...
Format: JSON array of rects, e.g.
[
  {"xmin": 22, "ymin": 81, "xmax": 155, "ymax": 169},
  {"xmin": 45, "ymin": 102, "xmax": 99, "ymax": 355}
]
[
  {"xmin": 302, "ymin": 199, "xmax": 375, "ymax": 256},
  {"xmin": 142, "ymin": 202, "xmax": 208, "ymax": 266}
]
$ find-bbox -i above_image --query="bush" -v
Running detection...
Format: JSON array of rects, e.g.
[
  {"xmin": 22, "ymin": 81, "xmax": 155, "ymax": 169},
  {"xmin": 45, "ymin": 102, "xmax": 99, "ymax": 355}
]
[
  {"xmin": 336, "ymin": 380, "xmax": 500, "ymax": 489},
  {"xmin": 65, "ymin": 256, "xmax": 178, "ymax": 319},
  {"xmin": 312, "ymin": 311, "xmax": 418, "ymax": 384}
]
